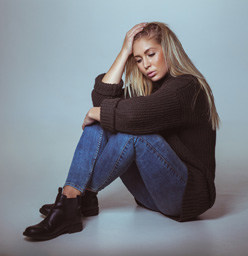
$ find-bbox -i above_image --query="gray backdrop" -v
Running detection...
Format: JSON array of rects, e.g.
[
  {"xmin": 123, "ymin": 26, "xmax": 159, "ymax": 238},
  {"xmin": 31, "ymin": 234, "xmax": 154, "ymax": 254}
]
[{"xmin": 0, "ymin": 0, "xmax": 248, "ymax": 255}]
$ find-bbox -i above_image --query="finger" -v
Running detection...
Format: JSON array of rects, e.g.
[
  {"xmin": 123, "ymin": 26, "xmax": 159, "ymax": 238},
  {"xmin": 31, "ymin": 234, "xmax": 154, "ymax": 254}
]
[
  {"xmin": 82, "ymin": 118, "xmax": 87, "ymax": 130},
  {"xmin": 132, "ymin": 26, "xmax": 146, "ymax": 36},
  {"xmin": 128, "ymin": 23, "xmax": 147, "ymax": 35},
  {"xmin": 131, "ymin": 22, "xmax": 148, "ymax": 31},
  {"xmin": 127, "ymin": 26, "xmax": 147, "ymax": 40},
  {"xmin": 129, "ymin": 27, "xmax": 144, "ymax": 36}
]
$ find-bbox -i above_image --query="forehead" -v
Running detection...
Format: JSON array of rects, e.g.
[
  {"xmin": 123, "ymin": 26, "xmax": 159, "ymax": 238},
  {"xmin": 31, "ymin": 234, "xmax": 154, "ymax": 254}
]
[{"xmin": 133, "ymin": 37, "xmax": 161, "ymax": 55}]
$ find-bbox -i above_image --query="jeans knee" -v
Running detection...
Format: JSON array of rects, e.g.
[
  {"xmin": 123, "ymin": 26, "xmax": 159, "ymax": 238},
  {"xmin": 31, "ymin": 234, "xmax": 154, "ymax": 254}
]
[{"xmin": 84, "ymin": 123, "xmax": 102, "ymax": 132}]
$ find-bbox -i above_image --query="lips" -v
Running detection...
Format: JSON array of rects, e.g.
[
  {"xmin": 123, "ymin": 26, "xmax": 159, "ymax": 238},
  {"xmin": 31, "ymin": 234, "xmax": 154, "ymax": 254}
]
[{"xmin": 147, "ymin": 71, "xmax": 156, "ymax": 78}]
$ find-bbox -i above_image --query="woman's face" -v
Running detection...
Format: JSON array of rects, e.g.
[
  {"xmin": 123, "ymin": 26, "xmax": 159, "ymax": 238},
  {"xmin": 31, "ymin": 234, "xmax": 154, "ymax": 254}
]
[{"xmin": 133, "ymin": 37, "xmax": 168, "ymax": 82}]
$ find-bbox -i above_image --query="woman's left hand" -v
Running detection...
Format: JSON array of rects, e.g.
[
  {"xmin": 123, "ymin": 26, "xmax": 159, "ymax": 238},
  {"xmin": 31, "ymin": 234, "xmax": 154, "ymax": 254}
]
[{"xmin": 82, "ymin": 107, "xmax": 101, "ymax": 130}]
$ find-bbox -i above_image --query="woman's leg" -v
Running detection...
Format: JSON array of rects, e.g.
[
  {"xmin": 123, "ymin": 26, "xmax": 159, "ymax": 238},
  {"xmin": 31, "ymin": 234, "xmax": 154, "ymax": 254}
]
[
  {"xmin": 85, "ymin": 131, "xmax": 188, "ymax": 216},
  {"xmin": 63, "ymin": 123, "xmax": 111, "ymax": 193},
  {"xmin": 63, "ymin": 123, "xmax": 187, "ymax": 216},
  {"xmin": 23, "ymin": 124, "xmax": 109, "ymax": 240},
  {"xmin": 121, "ymin": 134, "xmax": 188, "ymax": 216},
  {"xmin": 24, "ymin": 124, "xmax": 188, "ymax": 240},
  {"xmin": 120, "ymin": 161, "xmax": 159, "ymax": 211}
]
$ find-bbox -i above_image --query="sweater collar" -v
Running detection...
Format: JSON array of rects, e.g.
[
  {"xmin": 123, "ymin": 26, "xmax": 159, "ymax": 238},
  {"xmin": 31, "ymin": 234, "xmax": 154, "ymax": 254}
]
[{"xmin": 152, "ymin": 72, "xmax": 170, "ymax": 90}]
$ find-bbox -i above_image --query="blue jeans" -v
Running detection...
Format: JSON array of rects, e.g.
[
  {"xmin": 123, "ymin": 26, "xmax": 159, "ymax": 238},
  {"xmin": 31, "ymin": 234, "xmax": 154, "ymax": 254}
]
[{"xmin": 64, "ymin": 124, "xmax": 188, "ymax": 216}]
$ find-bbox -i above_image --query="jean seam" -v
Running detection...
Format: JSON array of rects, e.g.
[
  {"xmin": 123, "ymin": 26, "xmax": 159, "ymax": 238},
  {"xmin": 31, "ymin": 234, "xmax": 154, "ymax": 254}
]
[
  {"xmin": 136, "ymin": 136, "xmax": 187, "ymax": 183},
  {"xmin": 82, "ymin": 128, "xmax": 105, "ymax": 189},
  {"xmin": 96, "ymin": 136, "xmax": 134, "ymax": 191},
  {"xmin": 66, "ymin": 128, "xmax": 105, "ymax": 193}
]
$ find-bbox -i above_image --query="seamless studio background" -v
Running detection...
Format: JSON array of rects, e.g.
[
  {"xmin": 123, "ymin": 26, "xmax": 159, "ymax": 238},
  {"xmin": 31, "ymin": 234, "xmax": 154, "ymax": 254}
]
[{"xmin": 0, "ymin": 0, "xmax": 248, "ymax": 256}]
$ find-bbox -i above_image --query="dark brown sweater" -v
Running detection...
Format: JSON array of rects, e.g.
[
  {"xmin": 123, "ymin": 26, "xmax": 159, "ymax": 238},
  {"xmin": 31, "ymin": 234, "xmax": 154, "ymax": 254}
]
[{"xmin": 91, "ymin": 73, "xmax": 216, "ymax": 222}]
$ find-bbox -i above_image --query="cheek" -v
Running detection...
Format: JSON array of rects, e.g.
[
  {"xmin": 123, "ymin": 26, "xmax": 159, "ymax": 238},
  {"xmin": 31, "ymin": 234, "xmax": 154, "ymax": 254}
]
[
  {"xmin": 136, "ymin": 63, "xmax": 145, "ymax": 72},
  {"xmin": 157, "ymin": 54, "xmax": 167, "ymax": 71},
  {"xmin": 156, "ymin": 53, "xmax": 165, "ymax": 66}
]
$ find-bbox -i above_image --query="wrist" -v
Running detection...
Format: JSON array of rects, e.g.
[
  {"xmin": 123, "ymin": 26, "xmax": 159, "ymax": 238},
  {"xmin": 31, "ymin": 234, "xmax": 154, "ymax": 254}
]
[
  {"xmin": 119, "ymin": 48, "xmax": 130, "ymax": 60},
  {"xmin": 89, "ymin": 107, "xmax": 100, "ymax": 122}
]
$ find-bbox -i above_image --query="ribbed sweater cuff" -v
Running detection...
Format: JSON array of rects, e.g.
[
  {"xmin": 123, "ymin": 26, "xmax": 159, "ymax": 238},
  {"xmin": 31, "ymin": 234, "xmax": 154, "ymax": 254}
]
[
  {"xmin": 100, "ymin": 98, "xmax": 121, "ymax": 133},
  {"xmin": 94, "ymin": 74, "xmax": 123, "ymax": 96}
]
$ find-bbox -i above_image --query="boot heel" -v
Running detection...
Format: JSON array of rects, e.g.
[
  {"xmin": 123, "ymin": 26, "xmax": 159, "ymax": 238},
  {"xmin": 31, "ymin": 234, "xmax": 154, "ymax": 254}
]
[
  {"xmin": 83, "ymin": 208, "xmax": 99, "ymax": 217},
  {"xmin": 68, "ymin": 223, "xmax": 83, "ymax": 234}
]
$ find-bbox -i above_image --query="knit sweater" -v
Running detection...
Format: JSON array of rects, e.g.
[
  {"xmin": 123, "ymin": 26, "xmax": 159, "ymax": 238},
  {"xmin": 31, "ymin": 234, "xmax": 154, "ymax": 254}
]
[{"xmin": 91, "ymin": 73, "xmax": 216, "ymax": 222}]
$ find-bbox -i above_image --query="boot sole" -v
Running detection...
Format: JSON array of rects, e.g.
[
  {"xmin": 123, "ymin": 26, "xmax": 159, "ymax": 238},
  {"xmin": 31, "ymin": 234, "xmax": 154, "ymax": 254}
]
[
  {"xmin": 83, "ymin": 208, "xmax": 99, "ymax": 217},
  {"xmin": 39, "ymin": 207, "xmax": 99, "ymax": 217},
  {"xmin": 23, "ymin": 223, "xmax": 83, "ymax": 241}
]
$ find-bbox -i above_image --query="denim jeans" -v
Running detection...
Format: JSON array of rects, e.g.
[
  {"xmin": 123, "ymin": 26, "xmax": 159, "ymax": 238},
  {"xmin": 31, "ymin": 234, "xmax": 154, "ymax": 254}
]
[{"xmin": 64, "ymin": 123, "xmax": 188, "ymax": 216}]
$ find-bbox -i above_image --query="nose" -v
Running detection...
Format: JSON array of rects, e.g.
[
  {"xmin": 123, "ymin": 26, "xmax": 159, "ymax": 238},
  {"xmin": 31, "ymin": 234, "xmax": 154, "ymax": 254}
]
[{"xmin": 143, "ymin": 57, "xmax": 151, "ymax": 69}]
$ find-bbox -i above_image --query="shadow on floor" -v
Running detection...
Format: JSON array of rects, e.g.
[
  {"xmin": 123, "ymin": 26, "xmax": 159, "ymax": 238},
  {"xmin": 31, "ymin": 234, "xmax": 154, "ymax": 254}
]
[
  {"xmin": 199, "ymin": 192, "xmax": 248, "ymax": 220},
  {"xmin": 98, "ymin": 183, "xmax": 248, "ymax": 222}
]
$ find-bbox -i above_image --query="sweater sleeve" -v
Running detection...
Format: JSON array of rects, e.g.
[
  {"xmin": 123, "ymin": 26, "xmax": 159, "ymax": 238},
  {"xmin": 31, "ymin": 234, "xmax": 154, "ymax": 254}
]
[
  {"xmin": 91, "ymin": 73, "xmax": 124, "ymax": 107},
  {"xmin": 100, "ymin": 79, "xmax": 185, "ymax": 134}
]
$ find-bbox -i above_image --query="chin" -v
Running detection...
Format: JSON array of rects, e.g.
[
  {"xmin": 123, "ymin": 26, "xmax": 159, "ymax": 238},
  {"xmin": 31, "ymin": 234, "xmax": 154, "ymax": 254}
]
[
  {"xmin": 150, "ymin": 76, "xmax": 161, "ymax": 82},
  {"xmin": 152, "ymin": 72, "xmax": 168, "ymax": 82}
]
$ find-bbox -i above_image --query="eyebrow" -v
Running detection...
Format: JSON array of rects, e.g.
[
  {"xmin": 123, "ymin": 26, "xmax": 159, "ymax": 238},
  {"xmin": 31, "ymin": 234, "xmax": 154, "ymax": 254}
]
[{"xmin": 133, "ymin": 47, "xmax": 157, "ymax": 58}]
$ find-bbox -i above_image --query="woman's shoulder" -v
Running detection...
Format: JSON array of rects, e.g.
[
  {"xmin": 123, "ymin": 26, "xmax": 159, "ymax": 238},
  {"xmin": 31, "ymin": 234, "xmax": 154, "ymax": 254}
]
[{"xmin": 163, "ymin": 74, "xmax": 199, "ymax": 91}]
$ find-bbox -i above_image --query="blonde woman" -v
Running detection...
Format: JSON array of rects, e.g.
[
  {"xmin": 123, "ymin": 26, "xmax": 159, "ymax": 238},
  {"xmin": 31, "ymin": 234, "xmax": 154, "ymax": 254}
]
[{"xmin": 23, "ymin": 22, "xmax": 219, "ymax": 240}]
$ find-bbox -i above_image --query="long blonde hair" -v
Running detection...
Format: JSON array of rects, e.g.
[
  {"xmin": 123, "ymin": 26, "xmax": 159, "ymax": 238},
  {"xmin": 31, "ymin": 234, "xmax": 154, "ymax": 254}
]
[{"xmin": 125, "ymin": 22, "xmax": 220, "ymax": 130}]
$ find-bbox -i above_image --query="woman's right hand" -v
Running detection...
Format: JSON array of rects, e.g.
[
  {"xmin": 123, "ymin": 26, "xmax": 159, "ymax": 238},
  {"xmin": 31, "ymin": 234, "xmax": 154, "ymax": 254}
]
[
  {"xmin": 101, "ymin": 22, "xmax": 147, "ymax": 84},
  {"xmin": 121, "ymin": 22, "xmax": 148, "ymax": 56}
]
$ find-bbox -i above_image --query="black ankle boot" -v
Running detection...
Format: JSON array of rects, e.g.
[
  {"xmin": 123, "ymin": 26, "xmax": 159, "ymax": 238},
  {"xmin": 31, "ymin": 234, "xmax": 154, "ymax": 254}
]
[
  {"xmin": 23, "ymin": 188, "xmax": 83, "ymax": 240},
  {"xmin": 39, "ymin": 190, "xmax": 99, "ymax": 217}
]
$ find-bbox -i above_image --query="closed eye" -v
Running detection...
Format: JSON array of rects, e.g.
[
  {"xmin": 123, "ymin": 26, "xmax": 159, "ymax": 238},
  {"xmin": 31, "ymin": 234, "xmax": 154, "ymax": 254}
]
[
  {"xmin": 149, "ymin": 53, "xmax": 155, "ymax": 57},
  {"xmin": 136, "ymin": 59, "xmax": 142, "ymax": 63}
]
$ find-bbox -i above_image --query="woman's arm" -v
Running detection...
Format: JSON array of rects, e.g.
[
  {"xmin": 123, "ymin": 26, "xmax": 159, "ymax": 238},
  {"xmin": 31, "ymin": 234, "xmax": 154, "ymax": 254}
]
[
  {"xmin": 101, "ymin": 51, "xmax": 129, "ymax": 84},
  {"xmin": 82, "ymin": 107, "xmax": 100, "ymax": 130},
  {"xmin": 102, "ymin": 23, "xmax": 147, "ymax": 84},
  {"xmin": 100, "ymin": 77, "xmax": 201, "ymax": 135},
  {"xmin": 84, "ymin": 23, "xmax": 147, "ymax": 129},
  {"xmin": 91, "ymin": 74, "xmax": 124, "ymax": 107}
]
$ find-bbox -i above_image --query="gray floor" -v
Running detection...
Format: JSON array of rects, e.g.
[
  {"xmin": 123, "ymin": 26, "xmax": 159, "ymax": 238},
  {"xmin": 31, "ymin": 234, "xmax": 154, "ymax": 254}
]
[
  {"xmin": 0, "ymin": 121, "xmax": 248, "ymax": 256},
  {"xmin": 0, "ymin": 0, "xmax": 247, "ymax": 255}
]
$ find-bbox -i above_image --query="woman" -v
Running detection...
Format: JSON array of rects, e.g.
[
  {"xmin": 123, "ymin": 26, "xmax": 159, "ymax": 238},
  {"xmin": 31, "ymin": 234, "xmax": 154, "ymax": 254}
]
[{"xmin": 23, "ymin": 22, "xmax": 219, "ymax": 240}]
